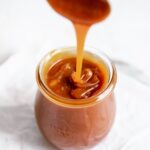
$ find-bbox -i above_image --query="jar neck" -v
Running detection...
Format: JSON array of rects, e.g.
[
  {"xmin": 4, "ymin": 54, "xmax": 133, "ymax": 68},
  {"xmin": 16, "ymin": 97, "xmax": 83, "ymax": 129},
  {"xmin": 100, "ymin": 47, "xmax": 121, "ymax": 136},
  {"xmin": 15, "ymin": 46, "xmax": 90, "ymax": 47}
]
[{"xmin": 36, "ymin": 47, "xmax": 117, "ymax": 108}]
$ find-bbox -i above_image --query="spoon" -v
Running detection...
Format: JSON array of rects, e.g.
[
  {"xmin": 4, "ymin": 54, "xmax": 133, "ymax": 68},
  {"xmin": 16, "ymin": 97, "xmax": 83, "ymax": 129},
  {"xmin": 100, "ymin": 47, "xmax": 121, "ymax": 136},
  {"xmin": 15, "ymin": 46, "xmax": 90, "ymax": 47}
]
[{"xmin": 47, "ymin": 0, "xmax": 110, "ymax": 25}]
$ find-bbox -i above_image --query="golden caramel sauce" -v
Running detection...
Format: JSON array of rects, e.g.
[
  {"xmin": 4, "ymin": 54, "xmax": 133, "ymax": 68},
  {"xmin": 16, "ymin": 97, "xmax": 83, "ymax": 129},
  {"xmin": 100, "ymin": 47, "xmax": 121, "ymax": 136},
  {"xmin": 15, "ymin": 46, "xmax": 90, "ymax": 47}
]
[
  {"xmin": 46, "ymin": 57, "xmax": 108, "ymax": 99},
  {"xmin": 35, "ymin": 1, "xmax": 116, "ymax": 149}
]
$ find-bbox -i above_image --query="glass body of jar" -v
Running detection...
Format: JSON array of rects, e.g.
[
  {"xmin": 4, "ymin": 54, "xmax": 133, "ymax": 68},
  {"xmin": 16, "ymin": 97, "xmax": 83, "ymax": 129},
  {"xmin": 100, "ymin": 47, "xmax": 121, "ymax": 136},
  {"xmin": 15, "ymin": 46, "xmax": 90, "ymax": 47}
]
[{"xmin": 35, "ymin": 47, "xmax": 117, "ymax": 150}]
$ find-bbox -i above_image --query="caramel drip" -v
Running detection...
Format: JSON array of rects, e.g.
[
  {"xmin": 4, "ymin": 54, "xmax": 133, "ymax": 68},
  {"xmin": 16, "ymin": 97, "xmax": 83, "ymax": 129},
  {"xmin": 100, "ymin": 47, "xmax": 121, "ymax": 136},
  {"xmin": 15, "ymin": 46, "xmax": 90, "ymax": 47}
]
[{"xmin": 74, "ymin": 24, "xmax": 90, "ymax": 81}]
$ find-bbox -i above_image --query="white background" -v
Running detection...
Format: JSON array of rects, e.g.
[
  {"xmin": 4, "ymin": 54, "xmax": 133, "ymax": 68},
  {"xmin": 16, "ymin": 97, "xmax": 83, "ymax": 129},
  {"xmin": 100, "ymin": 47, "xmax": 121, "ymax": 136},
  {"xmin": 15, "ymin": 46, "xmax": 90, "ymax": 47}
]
[{"xmin": 0, "ymin": 0, "xmax": 150, "ymax": 150}]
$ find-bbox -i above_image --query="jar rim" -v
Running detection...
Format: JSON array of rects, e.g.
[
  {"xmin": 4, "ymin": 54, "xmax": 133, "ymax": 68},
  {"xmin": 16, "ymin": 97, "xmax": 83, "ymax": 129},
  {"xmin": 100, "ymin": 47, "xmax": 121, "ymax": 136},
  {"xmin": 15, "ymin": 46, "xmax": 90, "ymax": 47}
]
[{"xmin": 36, "ymin": 46, "xmax": 117, "ymax": 108}]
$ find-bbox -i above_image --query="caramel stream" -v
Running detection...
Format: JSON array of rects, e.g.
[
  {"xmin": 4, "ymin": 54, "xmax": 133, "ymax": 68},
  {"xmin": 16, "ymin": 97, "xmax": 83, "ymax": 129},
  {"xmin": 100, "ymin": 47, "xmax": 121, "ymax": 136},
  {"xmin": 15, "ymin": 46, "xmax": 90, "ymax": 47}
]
[{"xmin": 74, "ymin": 24, "xmax": 89, "ymax": 82}]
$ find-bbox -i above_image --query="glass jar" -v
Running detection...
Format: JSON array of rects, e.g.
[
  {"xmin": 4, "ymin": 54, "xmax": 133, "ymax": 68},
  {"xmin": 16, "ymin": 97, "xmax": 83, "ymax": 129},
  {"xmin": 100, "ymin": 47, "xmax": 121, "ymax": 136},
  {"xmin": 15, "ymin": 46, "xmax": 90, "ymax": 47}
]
[{"xmin": 35, "ymin": 47, "xmax": 117, "ymax": 150}]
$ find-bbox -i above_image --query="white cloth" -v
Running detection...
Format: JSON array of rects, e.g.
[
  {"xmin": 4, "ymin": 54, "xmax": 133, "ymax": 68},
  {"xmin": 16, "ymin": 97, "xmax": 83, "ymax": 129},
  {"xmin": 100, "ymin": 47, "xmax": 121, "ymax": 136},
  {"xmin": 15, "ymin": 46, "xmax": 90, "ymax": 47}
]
[{"xmin": 0, "ymin": 51, "xmax": 150, "ymax": 150}]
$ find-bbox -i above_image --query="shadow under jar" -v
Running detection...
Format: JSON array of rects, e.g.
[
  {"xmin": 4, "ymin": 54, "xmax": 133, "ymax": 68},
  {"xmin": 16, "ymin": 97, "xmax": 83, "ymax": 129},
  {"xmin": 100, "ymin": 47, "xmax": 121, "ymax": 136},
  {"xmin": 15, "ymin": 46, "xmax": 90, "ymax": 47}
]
[{"xmin": 35, "ymin": 47, "xmax": 117, "ymax": 150}]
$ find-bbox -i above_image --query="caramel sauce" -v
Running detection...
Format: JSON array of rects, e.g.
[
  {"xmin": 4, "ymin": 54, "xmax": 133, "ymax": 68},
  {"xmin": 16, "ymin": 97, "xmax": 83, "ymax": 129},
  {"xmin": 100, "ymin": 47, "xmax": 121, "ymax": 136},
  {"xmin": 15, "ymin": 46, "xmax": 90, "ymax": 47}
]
[
  {"xmin": 47, "ymin": 0, "xmax": 110, "ymax": 82},
  {"xmin": 35, "ymin": 1, "xmax": 116, "ymax": 149},
  {"xmin": 46, "ymin": 57, "xmax": 107, "ymax": 99}
]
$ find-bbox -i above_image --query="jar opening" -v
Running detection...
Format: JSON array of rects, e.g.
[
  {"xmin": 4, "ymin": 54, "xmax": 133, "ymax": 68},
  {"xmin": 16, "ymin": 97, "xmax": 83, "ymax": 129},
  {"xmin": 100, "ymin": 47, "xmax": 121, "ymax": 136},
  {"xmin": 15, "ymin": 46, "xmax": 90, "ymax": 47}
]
[{"xmin": 36, "ymin": 47, "xmax": 117, "ymax": 108}]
